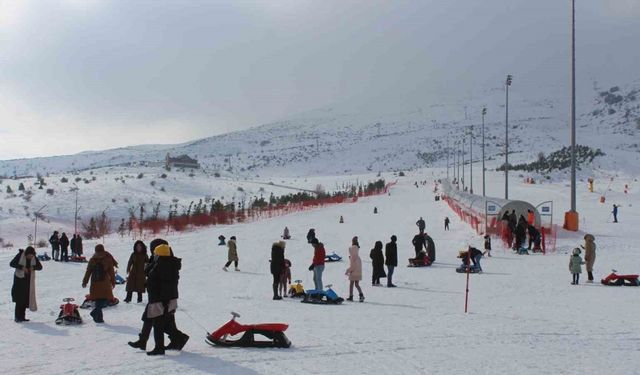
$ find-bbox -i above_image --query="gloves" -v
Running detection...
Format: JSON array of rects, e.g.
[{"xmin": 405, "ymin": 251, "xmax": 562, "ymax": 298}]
[{"xmin": 308, "ymin": 265, "xmax": 314, "ymax": 271}]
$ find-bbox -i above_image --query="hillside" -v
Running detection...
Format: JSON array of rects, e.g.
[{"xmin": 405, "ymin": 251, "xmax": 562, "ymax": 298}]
[{"xmin": 1, "ymin": 80, "xmax": 639, "ymax": 180}]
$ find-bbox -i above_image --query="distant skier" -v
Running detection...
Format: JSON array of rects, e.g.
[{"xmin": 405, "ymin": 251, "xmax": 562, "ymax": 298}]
[
  {"xmin": 483, "ymin": 235, "xmax": 492, "ymax": 257},
  {"xmin": 385, "ymin": 235, "xmax": 398, "ymax": 287},
  {"xmin": 444, "ymin": 217, "xmax": 450, "ymax": 231},
  {"xmin": 49, "ymin": 231, "xmax": 60, "ymax": 261},
  {"xmin": 416, "ymin": 217, "xmax": 426, "ymax": 233},
  {"xmin": 307, "ymin": 229, "xmax": 317, "ymax": 244},
  {"xmin": 369, "ymin": 241, "xmax": 386, "ymax": 286},
  {"xmin": 282, "ymin": 227, "xmax": 291, "ymax": 240},
  {"xmin": 612, "ymin": 204, "xmax": 618, "ymax": 223},
  {"xmin": 223, "ymin": 236, "xmax": 239, "ymax": 271},
  {"xmin": 569, "ymin": 248, "xmax": 584, "ymax": 285},
  {"xmin": 345, "ymin": 236, "xmax": 364, "ymax": 302}
]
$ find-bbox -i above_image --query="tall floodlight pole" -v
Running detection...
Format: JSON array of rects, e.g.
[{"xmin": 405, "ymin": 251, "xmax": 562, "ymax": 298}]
[
  {"xmin": 505, "ymin": 74, "xmax": 513, "ymax": 199},
  {"xmin": 457, "ymin": 141, "xmax": 461, "ymax": 187},
  {"xmin": 482, "ymin": 107, "xmax": 487, "ymax": 197},
  {"xmin": 446, "ymin": 138, "xmax": 450, "ymax": 179},
  {"xmin": 462, "ymin": 136, "xmax": 466, "ymax": 191},
  {"xmin": 469, "ymin": 125, "xmax": 473, "ymax": 194},
  {"xmin": 565, "ymin": 0, "xmax": 579, "ymax": 230}
]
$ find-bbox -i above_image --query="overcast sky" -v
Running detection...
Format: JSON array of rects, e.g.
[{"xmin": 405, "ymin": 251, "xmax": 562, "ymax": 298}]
[{"xmin": 1, "ymin": 0, "xmax": 639, "ymax": 160}]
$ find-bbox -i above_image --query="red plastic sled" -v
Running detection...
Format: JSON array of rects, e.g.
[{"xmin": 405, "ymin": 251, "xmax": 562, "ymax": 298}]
[
  {"xmin": 601, "ymin": 271, "xmax": 639, "ymax": 286},
  {"xmin": 206, "ymin": 312, "xmax": 291, "ymax": 348}
]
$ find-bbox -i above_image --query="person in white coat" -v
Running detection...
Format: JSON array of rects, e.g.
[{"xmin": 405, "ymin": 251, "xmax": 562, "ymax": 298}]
[{"xmin": 345, "ymin": 236, "xmax": 365, "ymax": 302}]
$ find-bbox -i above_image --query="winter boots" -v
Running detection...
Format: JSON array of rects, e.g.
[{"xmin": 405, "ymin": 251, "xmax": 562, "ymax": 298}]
[
  {"xmin": 165, "ymin": 333, "xmax": 190, "ymax": 351},
  {"xmin": 347, "ymin": 294, "xmax": 365, "ymax": 303},
  {"xmin": 128, "ymin": 334, "xmax": 147, "ymax": 351},
  {"xmin": 273, "ymin": 284, "xmax": 282, "ymax": 300}
]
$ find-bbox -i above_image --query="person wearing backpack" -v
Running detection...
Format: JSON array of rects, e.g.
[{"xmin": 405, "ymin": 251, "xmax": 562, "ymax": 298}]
[{"xmin": 82, "ymin": 244, "xmax": 116, "ymax": 323}]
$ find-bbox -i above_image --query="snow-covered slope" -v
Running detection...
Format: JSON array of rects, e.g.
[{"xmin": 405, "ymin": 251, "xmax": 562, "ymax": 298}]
[
  {"xmin": 0, "ymin": 170, "xmax": 637, "ymax": 375},
  {"xmin": 1, "ymin": 80, "xmax": 639, "ymax": 178}
]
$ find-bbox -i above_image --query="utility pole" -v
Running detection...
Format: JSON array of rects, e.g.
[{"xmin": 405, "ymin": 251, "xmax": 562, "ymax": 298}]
[
  {"xmin": 469, "ymin": 125, "xmax": 473, "ymax": 194},
  {"xmin": 462, "ymin": 136, "xmax": 465, "ymax": 191},
  {"xmin": 505, "ymin": 74, "xmax": 513, "ymax": 199},
  {"xmin": 446, "ymin": 138, "xmax": 450, "ymax": 179},
  {"xmin": 482, "ymin": 107, "xmax": 487, "ymax": 197},
  {"xmin": 565, "ymin": 0, "xmax": 579, "ymax": 230}
]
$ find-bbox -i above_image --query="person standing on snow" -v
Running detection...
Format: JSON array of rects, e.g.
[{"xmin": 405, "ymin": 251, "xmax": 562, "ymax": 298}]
[
  {"xmin": 444, "ymin": 217, "xmax": 450, "ymax": 231},
  {"xmin": 582, "ymin": 234, "xmax": 596, "ymax": 283},
  {"xmin": 223, "ymin": 236, "xmax": 239, "ymax": 271},
  {"xmin": 282, "ymin": 227, "xmax": 291, "ymax": 240},
  {"xmin": 270, "ymin": 241, "xmax": 286, "ymax": 300},
  {"xmin": 307, "ymin": 228, "xmax": 317, "ymax": 244},
  {"xmin": 569, "ymin": 248, "xmax": 584, "ymax": 285},
  {"xmin": 416, "ymin": 217, "xmax": 426, "ymax": 233},
  {"xmin": 612, "ymin": 204, "xmax": 618, "ymax": 223},
  {"xmin": 370, "ymin": 241, "xmax": 386, "ymax": 286},
  {"xmin": 49, "ymin": 231, "xmax": 60, "ymax": 261},
  {"xmin": 125, "ymin": 240, "xmax": 149, "ymax": 303},
  {"xmin": 527, "ymin": 209, "xmax": 535, "ymax": 226},
  {"xmin": 309, "ymin": 238, "xmax": 325, "ymax": 291},
  {"xmin": 82, "ymin": 244, "xmax": 116, "ymax": 323},
  {"xmin": 70, "ymin": 234, "xmax": 77, "ymax": 257},
  {"xmin": 483, "ymin": 235, "xmax": 492, "ymax": 257},
  {"xmin": 10, "ymin": 247, "xmax": 42, "ymax": 322},
  {"xmin": 345, "ymin": 236, "xmax": 365, "ymax": 302},
  {"xmin": 60, "ymin": 233, "xmax": 70, "ymax": 262},
  {"xmin": 385, "ymin": 235, "xmax": 398, "ymax": 287},
  {"xmin": 425, "ymin": 233, "xmax": 436, "ymax": 262}
]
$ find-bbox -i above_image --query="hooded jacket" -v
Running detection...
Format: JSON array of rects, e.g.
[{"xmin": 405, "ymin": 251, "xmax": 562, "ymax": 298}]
[{"xmin": 346, "ymin": 245, "xmax": 362, "ymax": 281}]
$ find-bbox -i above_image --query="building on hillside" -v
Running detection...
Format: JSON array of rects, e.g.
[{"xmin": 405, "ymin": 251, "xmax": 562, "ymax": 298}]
[{"xmin": 165, "ymin": 153, "xmax": 200, "ymax": 169}]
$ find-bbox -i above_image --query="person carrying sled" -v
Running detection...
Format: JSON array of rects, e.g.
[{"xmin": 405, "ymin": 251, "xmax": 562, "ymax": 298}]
[
  {"xmin": 444, "ymin": 217, "xmax": 450, "ymax": 231},
  {"xmin": 569, "ymin": 248, "xmax": 584, "ymax": 285},
  {"xmin": 10, "ymin": 246, "xmax": 42, "ymax": 322},
  {"xmin": 309, "ymin": 238, "xmax": 325, "ymax": 291},
  {"xmin": 425, "ymin": 233, "xmax": 436, "ymax": 262},
  {"xmin": 125, "ymin": 240, "xmax": 149, "ymax": 303},
  {"xmin": 416, "ymin": 217, "xmax": 426, "ymax": 233},
  {"xmin": 128, "ymin": 239, "xmax": 188, "ymax": 354},
  {"xmin": 60, "ymin": 232, "xmax": 70, "ymax": 262},
  {"xmin": 612, "ymin": 204, "xmax": 618, "ymax": 223},
  {"xmin": 223, "ymin": 236, "xmax": 239, "ymax": 271},
  {"xmin": 370, "ymin": 241, "xmax": 386, "ymax": 286},
  {"xmin": 49, "ymin": 231, "xmax": 60, "ymax": 261},
  {"xmin": 82, "ymin": 244, "xmax": 116, "ymax": 323},
  {"xmin": 385, "ymin": 235, "xmax": 398, "ymax": 287},
  {"xmin": 483, "ymin": 235, "xmax": 492, "ymax": 257},
  {"xmin": 270, "ymin": 241, "xmax": 286, "ymax": 300},
  {"xmin": 412, "ymin": 232, "xmax": 427, "ymax": 259},
  {"xmin": 345, "ymin": 236, "xmax": 365, "ymax": 302},
  {"xmin": 582, "ymin": 234, "xmax": 596, "ymax": 283},
  {"xmin": 282, "ymin": 226, "xmax": 291, "ymax": 240},
  {"xmin": 307, "ymin": 228, "xmax": 317, "ymax": 244}
]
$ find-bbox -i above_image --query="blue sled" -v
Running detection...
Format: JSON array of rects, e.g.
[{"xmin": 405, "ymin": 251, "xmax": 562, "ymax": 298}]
[{"xmin": 301, "ymin": 285, "xmax": 344, "ymax": 304}]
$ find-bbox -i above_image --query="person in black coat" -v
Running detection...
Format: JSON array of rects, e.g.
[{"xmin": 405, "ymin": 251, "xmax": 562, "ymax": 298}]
[
  {"xmin": 270, "ymin": 241, "xmax": 286, "ymax": 300},
  {"xmin": 128, "ymin": 239, "xmax": 188, "ymax": 356},
  {"xmin": 370, "ymin": 241, "xmax": 386, "ymax": 286},
  {"xmin": 70, "ymin": 234, "xmax": 77, "ymax": 257},
  {"xmin": 49, "ymin": 231, "xmax": 60, "ymax": 261},
  {"xmin": 412, "ymin": 233, "xmax": 427, "ymax": 259},
  {"xmin": 10, "ymin": 247, "xmax": 43, "ymax": 322},
  {"xmin": 385, "ymin": 235, "xmax": 398, "ymax": 287},
  {"xmin": 76, "ymin": 234, "xmax": 84, "ymax": 256},
  {"xmin": 59, "ymin": 233, "xmax": 70, "ymax": 262},
  {"xmin": 527, "ymin": 225, "xmax": 541, "ymax": 251}
]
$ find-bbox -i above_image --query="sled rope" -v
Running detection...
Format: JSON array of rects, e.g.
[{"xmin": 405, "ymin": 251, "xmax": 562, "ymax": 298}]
[{"xmin": 178, "ymin": 299, "xmax": 210, "ymax": 334}]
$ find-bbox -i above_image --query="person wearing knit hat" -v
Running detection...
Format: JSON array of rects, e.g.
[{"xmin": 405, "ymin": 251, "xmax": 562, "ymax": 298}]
[
  {"xmin": 129, "ymin": 239, "xmax": 188, "ymax": 355},
  {"xmin": 569, "ymin": 248, "xmax": 584, "ymax": 285},
  {"xmin": 10, "ymin": 246, "xmax": 42, "ymax": 322}
]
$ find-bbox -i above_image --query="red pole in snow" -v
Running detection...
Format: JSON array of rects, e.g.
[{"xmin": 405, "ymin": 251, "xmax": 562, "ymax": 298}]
[{"xmin": 464, "ymin": 248, "xmax": 471, "ymax": 314}]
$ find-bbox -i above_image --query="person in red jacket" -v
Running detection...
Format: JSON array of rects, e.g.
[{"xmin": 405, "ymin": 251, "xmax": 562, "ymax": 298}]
[{"xmin": 309, "ymin": 238, "xmax": 325, "ymax": 291}]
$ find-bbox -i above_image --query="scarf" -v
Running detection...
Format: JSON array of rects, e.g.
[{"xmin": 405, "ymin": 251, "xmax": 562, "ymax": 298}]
[{"xmin": 14, "ymin": 253, "xmax": 38, "ymax": 312}]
